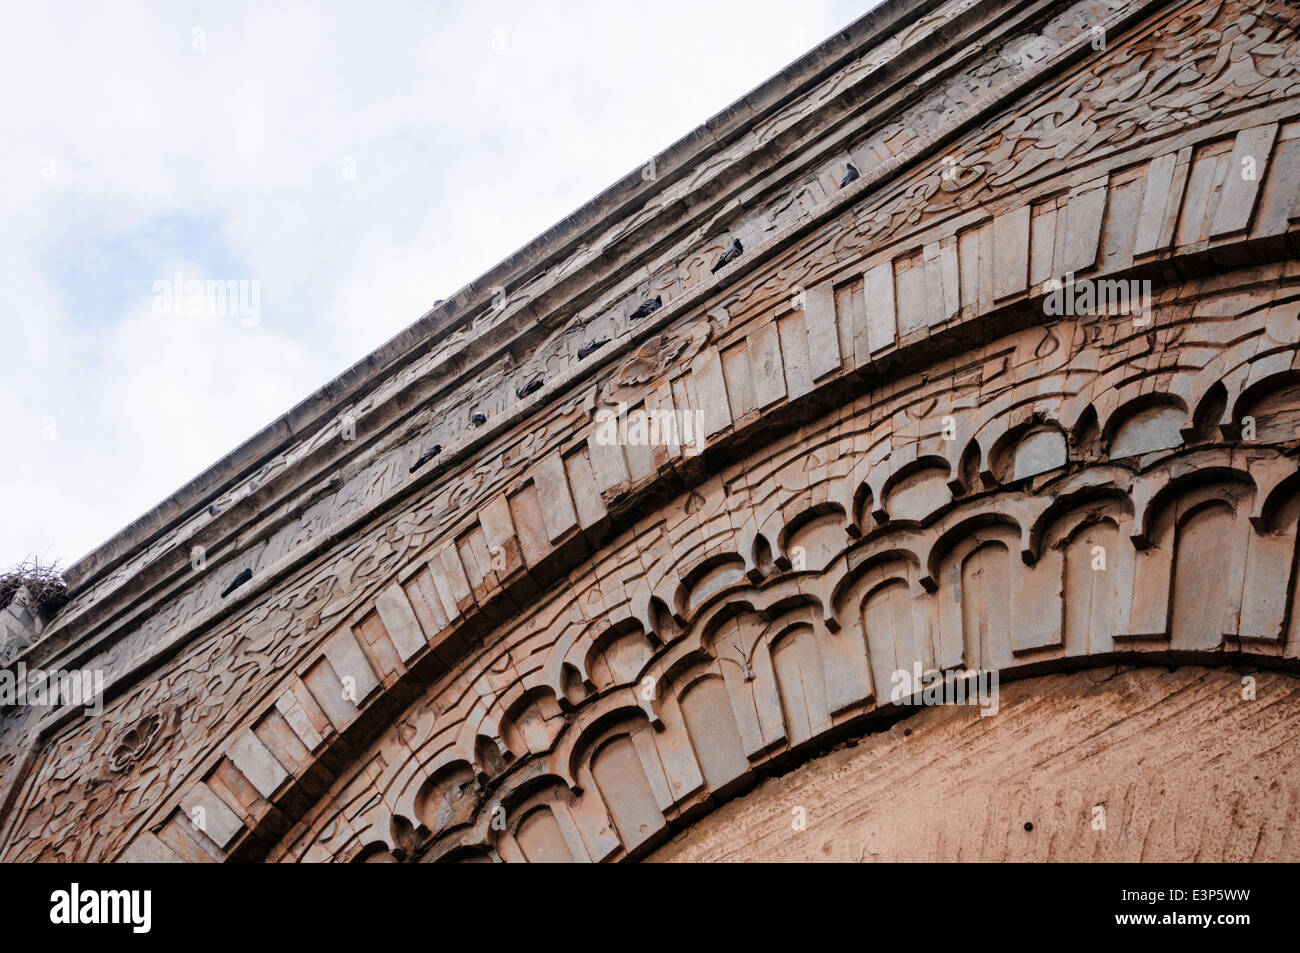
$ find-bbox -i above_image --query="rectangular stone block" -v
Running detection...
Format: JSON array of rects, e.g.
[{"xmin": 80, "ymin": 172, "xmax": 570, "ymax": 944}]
[
  {"xmin": 508, "ymin": 483, "xmax": 552, "ymax": 567},
  {"xmin": 930, "ymin": 237, "xmax": 960, "ymax": 326},
  {"xmin": 692, "ymin": 347, "xmax": 733, "ymax": 437},
  {"xmin": 227, "ymin": 730, "xmax": 289, "ymax": 800},
  {"xmin": 253, "ymin": 708, "xmax": 313, "ymax": 776},
  {"xmin": 837, "ymin": 279, "xmax": 871, "ymax": 370},
  {"xmin": 1250, "ymin": 129, "xmax": 1300, "ymax": 241},
  {"xmin": 893, "ymin": 250, "xmax": 927, "ymax": 337},
  {"xmin": 276, "ymin": 684, "xmax": 327, "ymax": 752},
  {"xmin": 722, "ymin": 342, "xmax": 756, "ymax": 421},
  {"xmin": 302, "ymin": 657, "xmax": 361, "ymax": 732},
  {"xmin": 119, "ymin": 831, "xmax": 184, "ymax": 863},
  {"xmin": 532, "ymin": 450, "xmax": 578, "ymax": 544},
  {"xmin": 1212, "ymin": 123, "xmax": 1278, "ymax": 238},
  {"xmin": 427, "ymin": 560, "xmax": 465, "ymax": 622},
  {"xmin": 993, "ymin": 204, "xmax": 1031, "ymax": 300},
  {"xmin": 748, "ymin": 320, "xmax": 786, "ymax": 409},
  {"xmin": 863, "ymin": 260, "xmax": 896, "ymax": 355},
  {"xmin": 586, "ymin": 426, "xmax": 631, "ymax": 494},
  {"xmin": 437, "ymin": 543, "xmax": 474, "ymax": 610},
  {"xmin": 374, "ymin": 582, "xmax": 427, "ymax": 663},
  {"xmin": 1134, "ymin": 150, "xmax": 1180, "ymax": 257},
  {"xmin": 778, "ymin": 310, "xmax": 814, "ymax": 399},
  {"xmin": 157, "ymin": 815, "xmax": 221, "ymax": 863},
  {"xmin": 1177, "ymin": 139, "xmax": 1233, "ymax": 248},
  {"xmin": 802, "ymin": 280, "xmax": 841, "ymax": 381},
  {"xmin": 564, "ymin": 447, "xmax": 607, "ymax": 531},
  {"xmin": 405, "ymin": 565, "xmax": 451, "ymax": 634},
  {"xmin": 323, "ymin": 627, "xmax": 380, "ymax": 703},
  {"xmin": 1061, "ymin": 178, "xmax": 1108, "ymax": 274},
  {"xmin": 1029, "ymin": 199, "xmax": 1061, "ymax": 287},
  {"xmin": 479, "ymin": 493, "xmax": 525, "ymax": 576},
  {"xmin": 179, "ymin": 782, "xmax": 245, "ymax": 851}
]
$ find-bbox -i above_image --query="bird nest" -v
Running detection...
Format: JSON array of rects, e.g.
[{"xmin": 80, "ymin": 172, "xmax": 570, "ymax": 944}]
[{"xmin": 0, "ymin": 559, "xmax": 69, "ymax": 618}]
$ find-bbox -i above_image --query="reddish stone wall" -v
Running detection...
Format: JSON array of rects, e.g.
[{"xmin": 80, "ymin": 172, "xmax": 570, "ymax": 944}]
[
  {"xmin": 2, "ymin": 0, "xmax": 1297, "ymax": 864},
  {"xmin": 650, "ymin": 666, "xmax": 1300, "ymax": 862}
]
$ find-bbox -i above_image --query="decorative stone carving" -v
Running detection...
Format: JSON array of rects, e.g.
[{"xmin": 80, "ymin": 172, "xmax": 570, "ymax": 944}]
[{"xmin": 1, "ymin": 0, "xmax": 1298, "ymax": 864}]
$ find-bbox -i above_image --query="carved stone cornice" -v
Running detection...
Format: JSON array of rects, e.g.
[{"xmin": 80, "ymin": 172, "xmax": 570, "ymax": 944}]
[{"xmin": 1, "ymin": 0, "xmax": 1297, "ymax": 863}]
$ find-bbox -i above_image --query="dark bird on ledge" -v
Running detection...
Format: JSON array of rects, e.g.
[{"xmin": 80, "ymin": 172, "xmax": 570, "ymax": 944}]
[
  {"xmin": 409, "ymin": 444, "xmax": 442, "ymax": 473},
  {"xmin": 516, "ymin": 378, "xmax": 543, "ymax": 399},
  {"xmin": 711, "ymin": 239, "xmax": 743, "ymax": 274},
  {"xmin": 208, "ymin": 504, "xmax": 221, "ymax": 517},
  {"xmin": 839, "ymin": 162, "xmax": 860, "ymax": 188},
  {"xmin": 630, "ymin": 295, "xmax": 662, "ymax": 320},
  {"xmin": 578, "ymin": 339, "xmax": 609, "ymax": 359},
  {"xmin": 471, "ymin": 412, "xmax": 487, "ymax": 426},
  {"xmin": 221, "ymin": 568, "xmax": 253, "ymax": 598}
]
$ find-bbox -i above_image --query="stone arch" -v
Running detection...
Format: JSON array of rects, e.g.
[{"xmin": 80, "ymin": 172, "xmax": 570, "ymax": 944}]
[
  {"xmin": 353, "ymin": 842, "xmax": 399, "ymax": 863},
  {"xmin": 414, "ymin": 761, "xmax": 479, "ymax": 840},
  {"xmin": 676, "ymin": 672, "xmax": 750, "ymax": 795},
  {"xmin": 954, "ymin": 437, "xmax": 982, "ymax": 496},
  {"xmin": 1104, "ymin": 394, "xmax": 1188, "ymax": 459},
  {"xmin": 958, "ymin": 537, "xmax": 1014, "ymax": 671},
  {"xmin": 991, "ymin": 421, "xmax": 1069, "ymax": 483},
  {"xmin": 513, "ymin": 804, "xmax": 575, "ymax": 863},
  {"xmin": 491, "ymin": 778, "xmax": 597, "ymax": 864},
  {"xmin": 1187, "ymin": 379, "xmax": 1229, "ymax": 443},
  {"xmin": 768, "ymin": 622, "xmax": 831, "ymax": 748},
  {"xmin": 1129, "ymin": 476, "xmax": 1256, "ymax": 645},
  {"xmin": 585, "ymin": 721, "xmax": 668, "ymax": 853},
  {"xmin": 501, "ymin": 688, "xmax": 567, "ymax": 758},
  {"xmin": 1235, "ymin": 369, "xmax": 1300, "ymax": 444},
  {"xmin": 584, "ymin": 619, "xmax": 656, "ymax": 691},
  {"xmin": 1041, "ymin": 506, "xmax": 1127, "ymax": 657},
  {"xmin": 1168, "ymin": 499, "xmax": 1242, "ymax": 651},
  {"xmin": 862, "ymin": 577, "xmax": 926, "ymax": 705},
  {"xmin": 676, "ymin": 552, "xmax": 748, "ymax": 618},
  {"xmin": 1071, "ymin": 403, "xmax": 1102, "ymax": 461},
  {"xmin": 780, "ymin": 502, "xmax": 850, "ymax": 574},
  {"xmin": 878, "ymin": 457, "xmax": 953, "ymax": 524}
]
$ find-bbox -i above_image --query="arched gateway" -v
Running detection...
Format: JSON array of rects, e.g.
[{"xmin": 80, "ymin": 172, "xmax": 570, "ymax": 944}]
[{"xmin": 3, "ymin": 0, "xmax": 1300, "ymax": 863}]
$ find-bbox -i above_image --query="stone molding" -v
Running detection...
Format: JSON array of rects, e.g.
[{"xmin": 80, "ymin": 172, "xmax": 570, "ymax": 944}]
[{"xmin": 0, "ymin": 0, "xmax": 1297, "ymax": 862}]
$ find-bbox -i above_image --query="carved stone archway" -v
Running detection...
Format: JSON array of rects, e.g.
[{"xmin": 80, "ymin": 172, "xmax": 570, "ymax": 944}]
[{"xmin": 2, "ymin": 0, "xmax": 1298, "ymax": 862}]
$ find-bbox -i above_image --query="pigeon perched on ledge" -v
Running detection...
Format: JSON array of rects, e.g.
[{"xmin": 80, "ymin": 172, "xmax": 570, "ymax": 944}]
[
  {"xmin": 409, "ymin": 444, "xmax": 442, "ymax": 473},
  {"xmin": 516, "ymin": 378, "xmax": 543, "ymax": 399},
  {"xmin": 578, "ymin": 339, "xmax": 609, "ymax": 359},
  {"xmin": 839, "ymin": 162, "xmax": 860, "ymax": 188},
  {"xmin": 630, "ymin": 295, "xmax": 662, "ymax": 320},
  {"xmin": 221, "ymin": 568, "xmax": 253, "ymax": 598},
  {"xmin": 711, "ymin": 239, "xmax": 743, "ymax": 274},
  {"xmin": 471, "ymin": 412, "xmax": 487, "ymax": 426}
]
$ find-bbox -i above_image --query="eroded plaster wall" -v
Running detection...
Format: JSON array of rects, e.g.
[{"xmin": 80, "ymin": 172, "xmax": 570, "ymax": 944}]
[{"xmin": 650, "ymin": 666, "xmax": 1300, "ymax": 862}]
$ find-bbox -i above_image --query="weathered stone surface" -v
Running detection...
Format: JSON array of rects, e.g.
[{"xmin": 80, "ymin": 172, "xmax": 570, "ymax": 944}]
[
  {"xmin": 1, "ymin": 0, "xmax": 1298, "ymax": 863},
  {"xmin": 648, "ymin": 667, "xmax": 1300, "ymax": 863}
]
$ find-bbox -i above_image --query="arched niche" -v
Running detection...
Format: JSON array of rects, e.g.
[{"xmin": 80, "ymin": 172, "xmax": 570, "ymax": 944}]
[
  {"xmin": 1237, "ymin": 370, "xmax": 1300, "ymax": 444},
  {"xmin": 414, "ymin": 761, "xmax": 479, "ymax": 839},
  {"xmin": 991, "ymin": 421, "xmax": 1069, "ymax": 483},
  {"xmin": 781, "ymin": 503, "xmax": 849, "ymax": 573},
  {"xmin": 881, "ymin": 460, "xmax": 953, "ymax": 523},
  {"xmin": 677, "ymin": 673, "xmax": 749, "ymax": 794},
  {"xmin": 502, "ymin": 688, "xmax": 567, "ymax": 758},
  {"xmin": 769, "ymin": 623, "xmax": 831, "ymax": 747},
  {"xmin": 1107, "ymin": 396, "xmax": 1186, "ymax": 459}
]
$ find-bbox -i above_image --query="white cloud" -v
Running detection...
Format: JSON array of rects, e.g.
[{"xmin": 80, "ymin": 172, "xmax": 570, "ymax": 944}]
[{"xmin": 0, "ymin": 0, "xmax": 877, "ymax": 568}]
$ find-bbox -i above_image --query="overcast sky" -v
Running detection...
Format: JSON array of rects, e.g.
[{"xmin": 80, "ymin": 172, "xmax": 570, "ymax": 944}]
[{"xmin": 0, "ymin": 0, "xmax": 879, "ymax": 572}]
